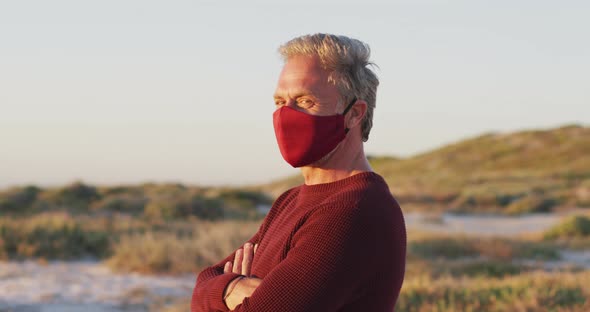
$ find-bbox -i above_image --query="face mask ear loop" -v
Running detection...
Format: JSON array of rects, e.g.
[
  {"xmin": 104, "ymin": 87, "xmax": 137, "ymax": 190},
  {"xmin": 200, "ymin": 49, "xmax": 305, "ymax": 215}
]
[
  {"xmin": 342, "ymin": 97, "xmax": 357, "ymax": 116},
  {"xmin": 342, "ymin": 97, "xmax": 357, "ymax": 134}
]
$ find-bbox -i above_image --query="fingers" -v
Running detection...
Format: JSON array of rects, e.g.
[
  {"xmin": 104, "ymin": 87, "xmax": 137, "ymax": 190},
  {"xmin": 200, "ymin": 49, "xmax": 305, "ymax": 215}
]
[
  {"xmin": 232, "ymin": 248, "xmax": 243, "ymax": 274},
  {"xmin": 226, "ymin": 242, "xmax": 260, "ymax": 276},
  {"xmin": 224, "ymin": 261, "xmax": 232, "ymax": 273},
  {"xmin": 242, "ymin": 243, "xmax": 253, "ymax": 276}
]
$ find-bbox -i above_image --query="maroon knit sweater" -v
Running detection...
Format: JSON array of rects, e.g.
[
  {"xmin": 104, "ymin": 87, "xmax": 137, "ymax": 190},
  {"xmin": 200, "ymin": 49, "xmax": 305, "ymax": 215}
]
[{"xmin": 191, "ymin": 171, "xmax": 406, "ymax": 311}]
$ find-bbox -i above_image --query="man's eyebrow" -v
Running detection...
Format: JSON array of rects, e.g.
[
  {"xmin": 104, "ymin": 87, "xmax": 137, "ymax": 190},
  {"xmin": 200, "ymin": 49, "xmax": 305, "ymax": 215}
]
[{"xmin": 273, "ymin": 89, "xmax": 317, "ymax": 99}]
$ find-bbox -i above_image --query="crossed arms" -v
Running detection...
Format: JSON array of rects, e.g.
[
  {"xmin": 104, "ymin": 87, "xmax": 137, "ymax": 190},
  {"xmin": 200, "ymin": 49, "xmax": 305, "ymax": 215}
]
[{"xmin": 190, "ymin": 204, "xmax": 376, "ymax": 312}]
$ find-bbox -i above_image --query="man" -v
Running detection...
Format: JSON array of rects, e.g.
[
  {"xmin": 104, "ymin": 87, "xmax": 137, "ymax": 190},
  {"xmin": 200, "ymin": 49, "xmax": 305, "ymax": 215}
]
[{"xmin": 191, "ymin": 33, "xmax": 406, "ymax": 312}]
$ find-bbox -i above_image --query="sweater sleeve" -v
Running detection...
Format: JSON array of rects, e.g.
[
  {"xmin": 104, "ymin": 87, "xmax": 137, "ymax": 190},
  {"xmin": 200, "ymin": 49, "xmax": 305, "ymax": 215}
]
[
  {"xmin": 190, "ymin": 189, "xmax": 295, "ymax": 312},
  {"xmin": 231, "ymin": 204, "xmax": 375, "ymax": 311},
  {"xmin": 190, "ymin": 230, "xmax": 261, "ymax": 312}
]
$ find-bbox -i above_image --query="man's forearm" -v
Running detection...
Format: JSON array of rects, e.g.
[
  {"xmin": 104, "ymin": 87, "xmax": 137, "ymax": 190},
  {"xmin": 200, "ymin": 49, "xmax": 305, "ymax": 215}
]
[
  {"xmin": 223, "ymin": 276, "xmax": 245, "ymax": 302},
  {"xmin": 224, "ymin": 277, "xmax": 263, "ymax": 310}
]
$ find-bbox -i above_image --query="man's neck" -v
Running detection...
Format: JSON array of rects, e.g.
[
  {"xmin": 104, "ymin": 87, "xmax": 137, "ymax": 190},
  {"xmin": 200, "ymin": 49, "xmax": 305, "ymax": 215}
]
[{"xmin": 300, "ymin": 145, "xmax": 372, "ymax": 185}]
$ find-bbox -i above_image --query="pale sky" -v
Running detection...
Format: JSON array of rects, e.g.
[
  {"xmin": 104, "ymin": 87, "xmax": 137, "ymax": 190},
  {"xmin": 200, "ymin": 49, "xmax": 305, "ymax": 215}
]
[{"xmin": 0, "ymin": 0, "xmax": 588, "ymax": 188}]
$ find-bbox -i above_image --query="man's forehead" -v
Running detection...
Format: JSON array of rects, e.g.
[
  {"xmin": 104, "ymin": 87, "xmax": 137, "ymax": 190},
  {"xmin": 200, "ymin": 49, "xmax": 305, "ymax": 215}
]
[
  {"xmin": 275, "ymin": 74, "xmax": 323, "ymax": 92},
  {"xmin": 283, "ymin": 54, "xmax": 322, "ymax": 68},
  {"xmin": 274, "ymin": 55, "xmax": 332, "ymax": 97},
  {"xmin": 274, "ymin": 77, "xmax": 333, "ymax": 99}
]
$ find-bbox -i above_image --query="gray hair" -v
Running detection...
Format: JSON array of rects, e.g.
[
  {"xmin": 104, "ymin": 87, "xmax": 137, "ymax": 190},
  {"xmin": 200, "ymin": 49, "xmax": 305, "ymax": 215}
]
[{"xmin": 278, "ymin": 33, "xmax": 379, "ymax": 142}]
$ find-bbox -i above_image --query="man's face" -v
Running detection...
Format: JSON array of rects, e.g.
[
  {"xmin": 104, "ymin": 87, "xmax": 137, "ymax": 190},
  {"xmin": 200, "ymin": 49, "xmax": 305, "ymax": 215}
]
[{"xmin": 273, "ymin": 55, "xmax": 343, "ymax": 117}]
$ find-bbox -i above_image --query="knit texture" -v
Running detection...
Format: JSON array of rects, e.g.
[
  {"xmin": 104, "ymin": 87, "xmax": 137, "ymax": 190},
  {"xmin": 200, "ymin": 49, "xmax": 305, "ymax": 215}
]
[{"xmin": 191, "ymin": 171, "xmax": 406, "ymax": 312}]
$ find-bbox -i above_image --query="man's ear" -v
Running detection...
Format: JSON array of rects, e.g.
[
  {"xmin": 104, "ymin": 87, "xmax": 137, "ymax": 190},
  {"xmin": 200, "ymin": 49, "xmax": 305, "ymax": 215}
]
[{"xmin": 346, "ymin": 100, "xmax": 367, "ymax": 130}]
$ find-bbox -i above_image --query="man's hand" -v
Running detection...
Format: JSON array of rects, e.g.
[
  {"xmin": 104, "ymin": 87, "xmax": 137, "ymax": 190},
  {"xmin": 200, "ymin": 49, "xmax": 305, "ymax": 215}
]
[
  {"xmin": 224, "ymin": 242, "xmax": 259, "ymax": 276},
  {"xmin": 223, "ymin": 242, "xmax": 261, "ymax": 310}
]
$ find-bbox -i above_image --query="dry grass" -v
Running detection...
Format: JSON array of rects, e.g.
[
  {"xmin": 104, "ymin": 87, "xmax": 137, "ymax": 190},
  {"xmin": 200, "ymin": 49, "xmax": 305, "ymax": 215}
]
[
  {"xmin": 106, "ymin": 219, "xmax": 260, "ymax": 275},
  {"xmin": 401, "ymin": 229, "xmax": 590, "ymax": 311},
  {"xmin": 397, "ymin": 270, "xmax": 590, "ymax": 312}
]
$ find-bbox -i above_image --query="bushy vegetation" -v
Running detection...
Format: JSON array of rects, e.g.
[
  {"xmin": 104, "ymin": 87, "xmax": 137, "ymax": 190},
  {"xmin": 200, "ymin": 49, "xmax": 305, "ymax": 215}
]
[
  {"xmin": 544, "ymin": 215, "xmax": 590, "ymax": 239},
  {"xmin": 0, "ymin": 185, "xmax": 41, "ymax": 214},
  {"xmin": 410, "ymin": 236, "xmax": 479, "ymax": 260},
  {"xmin": 504, "ymin": 194, "xmax": 557, "ymax": 215},
  {"xmin": 106, "ymin": 220, "xmax": 260, "ymax": 274},
  {"xmin": 91, "ymin": 193, "xmax": 147, "ymax": 214},
  {"xmin": 396, "ymin": 271, "xmax": 590, "ymax": 312},
  {"xmin": 446, "ymin": 260, "xmax": 524, "ymax": 278},
  {"xmin": 0, "ymin": 212, "xmax": 261, "ymax": 274},
  {"xmin": 409, "ymin": 235, "xmax": 560, "ymax": 261},
  {"xmin": 0, "ymin": 213, "xmax": 110, "ymax": 260},
  {"xmin": 0, "ymin": 181, "xmax": 271, "ymax": 221},
  {"xmin": 399, "ymin": 229, "xmax": 590, "ymax": 311}
]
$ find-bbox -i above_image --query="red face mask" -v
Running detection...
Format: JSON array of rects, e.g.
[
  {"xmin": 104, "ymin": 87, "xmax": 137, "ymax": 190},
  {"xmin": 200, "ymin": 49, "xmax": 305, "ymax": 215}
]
[{"xmin": 273, "ymin": 98, "xmax": 356, "ymax": 168}]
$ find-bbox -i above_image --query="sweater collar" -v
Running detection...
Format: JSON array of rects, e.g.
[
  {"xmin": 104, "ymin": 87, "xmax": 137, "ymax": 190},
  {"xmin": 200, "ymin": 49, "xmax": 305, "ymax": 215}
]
[{"xmin": 298, "ymin": 171, "xmax": 380, "ymax": 196}]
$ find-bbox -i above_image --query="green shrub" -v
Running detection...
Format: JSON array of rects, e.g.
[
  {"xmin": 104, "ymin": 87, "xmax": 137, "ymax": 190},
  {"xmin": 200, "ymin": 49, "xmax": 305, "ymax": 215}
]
[
  {"xmin": 444, "ymin": 260, "xmax": 524, "ymax": 278},
  {"xmin": 218, "ymin": 190, "xmax": 272, "ymax": 207},
  {"xmin": 91, "ymin": 194, "xmax": 147, "ymax": 214},
  {"xmin": 449, "ymin": 191, "xmax": 524, "ymax": 213},
  {"xmin": 44, "ymin": 181, "xmax": 101, "ymax": 211},
  {"xmin": 144, "ymin": 201, "xmax": 180, "ymax": 220},
  {"xmin": 0, "ymin": 185, "xmax": 41, "ymax": 214},
  {"xmin": 544, "ymin": 215, "xmax": 590, "ymax": 239},
  {"xmin": 0, "ymin": 213, "xmax": 110, "ymax": 259},
  {"xmin": 143, "ymin": 195, "xmax": 224, "ymax": 221},
  {"xmin": 189, "ymin": 196, "xmax": 225, "ymax": 220},
  {"xmin": 511, "ymin": 242, "xmax": 560, "ymax": 260},
  {"xmin": 410, "ymin": 234, "xmax": 560, "ymax": 262},
  {"xmin": 410, "ymin": 237, "xmax": 479, "ymax": 259},
  {"xmin": 504, "ymin": 195, "xmax": 557, "ymax": 215}
]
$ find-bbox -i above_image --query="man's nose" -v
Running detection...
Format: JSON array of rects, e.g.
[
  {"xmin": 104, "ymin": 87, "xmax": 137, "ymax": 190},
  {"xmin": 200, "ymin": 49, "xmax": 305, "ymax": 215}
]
[{"xmin": 284, "ymin": 99, "xmax": 298, "ymax": 108}]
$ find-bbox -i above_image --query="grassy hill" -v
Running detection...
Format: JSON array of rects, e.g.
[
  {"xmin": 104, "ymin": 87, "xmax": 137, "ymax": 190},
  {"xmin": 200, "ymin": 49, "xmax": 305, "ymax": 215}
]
[{"xmin": 258, "ymin": 124, "xmax": 590, "ymax": 214}]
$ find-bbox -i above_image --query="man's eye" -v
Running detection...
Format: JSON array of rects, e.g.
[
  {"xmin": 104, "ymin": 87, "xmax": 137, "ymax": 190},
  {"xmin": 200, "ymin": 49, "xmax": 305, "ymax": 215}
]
[{"xmin": 298, "ymin": 99, "xmax": 313, "ymax": 108}]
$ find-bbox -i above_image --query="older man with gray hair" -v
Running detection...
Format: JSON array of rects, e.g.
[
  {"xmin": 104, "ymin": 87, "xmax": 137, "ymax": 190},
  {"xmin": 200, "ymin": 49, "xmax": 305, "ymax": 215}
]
[{"xmin": 191, "ymin": 33, "xmax": 406, "ymax": 312}]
